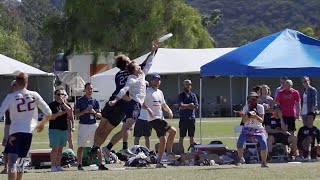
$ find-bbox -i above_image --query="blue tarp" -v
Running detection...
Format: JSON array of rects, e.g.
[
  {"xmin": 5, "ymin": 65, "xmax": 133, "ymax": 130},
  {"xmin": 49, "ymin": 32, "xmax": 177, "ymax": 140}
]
[{"xmin": 200, "ymin": 29, "xmax": 320, "ymax": 77}]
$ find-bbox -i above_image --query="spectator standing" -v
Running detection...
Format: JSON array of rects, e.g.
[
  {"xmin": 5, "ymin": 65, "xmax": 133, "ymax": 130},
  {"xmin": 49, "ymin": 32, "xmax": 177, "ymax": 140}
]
[
  {"xmin": 301, "ymin": 76, "xmax": 317, "ymax": 126},
  {"xmin": 178, "ymin": 79, "xmax": 199, "ymax": 150},
  {"xmin": 274, "ymin": 77, "xmax": 288, "ymax": 98},
  {"xmin": 275, "ymin": 80, "xmax": 301, "ymax": 135},
  {"xmin": 259, "ymin": 85, "xmax": 274, "ymax": 125}
]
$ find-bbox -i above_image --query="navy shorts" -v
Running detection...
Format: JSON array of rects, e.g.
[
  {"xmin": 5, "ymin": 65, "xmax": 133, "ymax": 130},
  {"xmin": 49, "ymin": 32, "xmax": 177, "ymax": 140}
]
[
  {"xmin": 283, "ymin": 116, "xmax": 296, "ymax": 132},
  {"xmin": 124, "ymin": 100, "xmax": 141, "ymax": 122},
  {"xmin": 4, "ymin": 132, "xmax": 33, "ymax": 157},
  {"xmin": 270, "ymin": 133, "xmax": 289, "ymax": 145},
  {"xmin": 101, "ymin": 96, "xmax": 127, "ymax": 127},
  {"xmin": 179, "ymin": 117, "xmax": 195, "ymax": 137},
  {"xmin": 133, "ymin": 119, "xmax": 152, "ymax": 137}
]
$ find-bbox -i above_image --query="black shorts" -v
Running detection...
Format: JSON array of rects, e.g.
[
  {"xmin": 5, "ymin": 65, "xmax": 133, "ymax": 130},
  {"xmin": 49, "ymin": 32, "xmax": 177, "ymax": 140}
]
[
  {"xmin": 270, "ymin": 133, "xmax": 289, "ymax": 145},
  {"xmin": 124, "ymin": 100, "xmax": 141, "ymax": 122},
  {"xmin": 149, "ymin": 119, "xmax": 171, "ymax": 137},
  {"xmin": 4, "ymin": 132, "xmax": 32, "ymax": 157},
  {"xmin": 179, "ymin": 117, "xmax": 195, "ymax": 137},
  {"xmin": 101, "ymin": 96, "xmax": 127, "ymax": 127},
  {"xmin": 133, "ymin": 119, "xmax": 152, "ymax": 137},
  {"xmin": 283, "ymin": 116, "xmax": 296, "ymax": 132}
]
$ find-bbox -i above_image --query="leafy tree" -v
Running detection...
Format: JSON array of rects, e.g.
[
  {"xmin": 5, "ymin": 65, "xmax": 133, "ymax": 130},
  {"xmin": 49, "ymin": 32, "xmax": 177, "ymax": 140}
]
[
  {"xmin": 44, "ymin": 0, "xmax": 213, "ymax": 60},
  {"xmin": 0, "ymin": 28, "xmax": 32, "ymax": 64}
]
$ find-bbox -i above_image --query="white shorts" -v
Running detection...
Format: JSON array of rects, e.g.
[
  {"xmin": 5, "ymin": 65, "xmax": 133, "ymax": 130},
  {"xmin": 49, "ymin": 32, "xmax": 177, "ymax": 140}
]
[
  {"xmin": 77, "ymin": 123, "xmax": 98, "ymax": 147},
  {"xmin": 2, "ymin": 124, "xmax": 10, "ymax": 146}
]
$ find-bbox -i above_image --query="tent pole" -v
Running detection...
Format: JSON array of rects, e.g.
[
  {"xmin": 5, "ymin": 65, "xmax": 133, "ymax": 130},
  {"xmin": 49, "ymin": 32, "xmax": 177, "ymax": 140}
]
[
  {"xmin": 230, "ymin": 76, "xmax": 233, "ymax": 117},
  {"xmin": 199, "ymin": 77, "xmax": 203, "ymax": 144},
  {"xmin": 178, "ymin": 75, "xmax": 180, "ymax": 94},
  {"xmin": 246, "ymin": 77, "xmax": 249, "ymax": 105}
]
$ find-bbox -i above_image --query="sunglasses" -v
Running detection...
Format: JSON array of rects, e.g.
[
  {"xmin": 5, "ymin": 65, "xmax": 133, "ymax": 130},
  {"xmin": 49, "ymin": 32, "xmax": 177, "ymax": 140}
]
[{"xmin": 56, "ymin": 93, "xmax": 66, "ymax": 96}]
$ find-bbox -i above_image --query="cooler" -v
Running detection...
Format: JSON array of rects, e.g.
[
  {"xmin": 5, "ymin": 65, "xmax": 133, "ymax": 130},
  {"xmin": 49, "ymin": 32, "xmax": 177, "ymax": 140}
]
[{"xmin": 29, "ymin": 149, "xmax": 51, "ymax": 169}]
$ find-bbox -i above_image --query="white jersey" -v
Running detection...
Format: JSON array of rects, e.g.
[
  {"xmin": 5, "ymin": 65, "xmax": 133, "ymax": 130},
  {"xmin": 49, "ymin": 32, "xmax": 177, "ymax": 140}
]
[
  {"xmin": 0, "ymin": 89, "xmax": 52, "ymax": 135},
  {"xmin": 138, "ymin": 109, "xmax": 148, "ymax": 121},
  {"xmin": 242, "ymin": 104, "xmax": 265, "ymax": 129},
  {"xmin": 144, "ymin": 87, "xmax": 166, "ymax": 121},
  {"xmin": 116, "ymin": 53, "xmax": 154, "ymax": 104}
]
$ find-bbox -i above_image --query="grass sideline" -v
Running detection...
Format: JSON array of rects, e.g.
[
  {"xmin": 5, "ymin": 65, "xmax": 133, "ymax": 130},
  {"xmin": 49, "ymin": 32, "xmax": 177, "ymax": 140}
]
[{"xmin": 0, "ymin": 117, "xmax": 320, "ymax": 179}]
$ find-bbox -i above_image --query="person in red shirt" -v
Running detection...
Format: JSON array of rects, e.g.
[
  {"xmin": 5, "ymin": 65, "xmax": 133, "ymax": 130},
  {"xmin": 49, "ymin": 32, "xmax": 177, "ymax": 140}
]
[{"xmin": 275, "ymin": 79, "xmax": 301, "ymax": 135}]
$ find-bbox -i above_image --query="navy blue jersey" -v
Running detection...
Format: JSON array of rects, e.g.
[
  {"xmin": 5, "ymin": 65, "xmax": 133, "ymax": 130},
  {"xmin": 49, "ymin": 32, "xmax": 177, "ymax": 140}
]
[
  {"xmin": 298, "ymin": 126, "xmax": 320, "ymax": 145},
  {"xmin": 112, "ymin": 62, "xmax": 147, "ymax": 97},
  {"xmin": 265, "ymin": 117, "xmax": 282, "ymax": 130}
]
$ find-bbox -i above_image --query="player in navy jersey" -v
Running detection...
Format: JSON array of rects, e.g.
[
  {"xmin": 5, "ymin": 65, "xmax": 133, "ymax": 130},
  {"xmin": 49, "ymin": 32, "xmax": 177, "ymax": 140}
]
[
  {"xmin": 297, "ymin": 112, "xmax": 320, "ymax": 160},
  {"xmin": 91, "ymin": 42, "xmax": 153, "ymax": 159},
  {"xmin": 265, "ymin": 104, "xmax": 299, "ymax": 159}
]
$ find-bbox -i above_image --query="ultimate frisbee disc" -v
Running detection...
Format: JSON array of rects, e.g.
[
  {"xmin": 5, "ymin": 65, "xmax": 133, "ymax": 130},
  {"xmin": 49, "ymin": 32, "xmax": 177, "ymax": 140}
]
[{"xmin": 159, "ymin": 33, "xmax": 173, "ymax": 42}]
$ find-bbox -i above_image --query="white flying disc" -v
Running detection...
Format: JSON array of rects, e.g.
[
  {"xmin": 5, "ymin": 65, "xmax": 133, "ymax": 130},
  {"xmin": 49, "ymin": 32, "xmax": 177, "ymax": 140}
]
[
  {"xmin": 159, "ymin": 33, "xmax": 173, "ymax": 42},
  {"xmin": 288, "ymin": 162, "xmax": 302, "ymax": 164}
]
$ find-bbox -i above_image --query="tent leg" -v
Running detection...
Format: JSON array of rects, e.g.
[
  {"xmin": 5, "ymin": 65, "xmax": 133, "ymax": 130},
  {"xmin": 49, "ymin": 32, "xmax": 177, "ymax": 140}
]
[
  {"xmin": 245, "ymin": 77, "xmax": 249, "ymax": 104},
  {"xmin": 178, "ymin": 75, "xmax": 180, "ymax": 94},
  {"xmin": 199, "ymin": 78, "xmax": 203, "ymax": 144},
  {"xmin": 230, "ymin": 76, "xmax": 233, "ymax": 117}
]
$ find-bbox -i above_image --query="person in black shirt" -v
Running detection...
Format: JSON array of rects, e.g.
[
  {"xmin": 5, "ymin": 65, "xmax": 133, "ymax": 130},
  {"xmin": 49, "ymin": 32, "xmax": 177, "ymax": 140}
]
[
  {"xmin": 48, "ymin": 89, "xmax": 72, "ymax": 172},
  {"xmin": 265, "ymin": 104, "xmax": 299, "ymax": 159},
  {"xmin": 297, "ymin": 112, "xmax": 320, "ymax": 160}
]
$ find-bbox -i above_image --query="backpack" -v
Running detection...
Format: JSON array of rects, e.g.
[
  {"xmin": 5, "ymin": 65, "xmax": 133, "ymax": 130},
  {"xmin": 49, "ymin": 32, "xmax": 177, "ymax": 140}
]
[
  {"xmin": 125, "ymin": 152, "xmax": 151, "ymax": 167},
  {"xmin": 61, "ymin": 149, "xmax": 77, "ymax": 167}
]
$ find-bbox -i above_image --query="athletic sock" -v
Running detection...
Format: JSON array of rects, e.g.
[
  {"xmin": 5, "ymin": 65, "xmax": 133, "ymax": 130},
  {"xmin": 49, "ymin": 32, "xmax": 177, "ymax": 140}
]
[
  {"xmin": 123, "ymin": 142, "xmax": 128, "ymax": 150},
  {"xmin": 106, "ymin": 143, "xmax": 114, "ymax": 151}
]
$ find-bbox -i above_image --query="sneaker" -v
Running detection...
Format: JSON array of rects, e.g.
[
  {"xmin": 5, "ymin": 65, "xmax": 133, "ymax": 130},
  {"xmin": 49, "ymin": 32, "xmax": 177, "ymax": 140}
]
[
  {"xmin": 78, "ymin": 165, "xmax": 84, "ymax": 171},
  {"xmin": 156, "ymin": 163, "xmax": 166, "ymax": 168},
  {"xmin": 98, "ymin": 165, "xmax": 108, "ymax": 170},
  {"xmin": 0, "ymin": 168, "xmax": 8, "ymax": 174},
  {"xmin": 235, "ymin": 157, "xmax": 245, "ymax": 166},
  {"xmin": 305, "ymin": 156, "xmax": 312, "ymax": 162},
  {"xmin": 166, "ymin": 153, "xmax": 181, "ymax": 160},
  {"xmin": 119, "ymin": 149, "xmax": 136, "ymax": 157},
  {"xmin": 294, "ymin": 156, "xmax": 304, "ymax": 162},
  {"xmin": 261, "ymin": 163, "xmax": 269, "ymax": 168},
  {"xmin": 51, "ymin": 166, "xmax": 58, "ymax": 172},
  {"xmin": 56, "ymin": 166, "xmax": 64, "ymax": 171},
  {"xmin": 102, "ymin": 146, "xmax": 111, "ymax": 159}
]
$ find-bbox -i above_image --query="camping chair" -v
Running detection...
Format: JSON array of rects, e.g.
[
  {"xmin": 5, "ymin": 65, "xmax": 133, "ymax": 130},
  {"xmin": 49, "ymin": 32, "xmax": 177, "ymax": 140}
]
[
  {"xmin": 233, "ymin": 125, "xmax": 260, "ymax": 162},
  {"xmin": 271, "ymin": 143, "xmax": 289, "ymax": 161}
]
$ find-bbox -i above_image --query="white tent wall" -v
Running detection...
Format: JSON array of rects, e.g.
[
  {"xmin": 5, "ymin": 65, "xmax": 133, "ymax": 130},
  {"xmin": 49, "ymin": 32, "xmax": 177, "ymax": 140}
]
[{"xmin": 0, "ymin": 76, "xmax": 54, "ymax": 103}]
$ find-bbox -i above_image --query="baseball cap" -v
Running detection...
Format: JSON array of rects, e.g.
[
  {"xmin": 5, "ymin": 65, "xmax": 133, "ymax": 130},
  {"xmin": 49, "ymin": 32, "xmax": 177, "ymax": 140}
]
[
  {"xmin": 184, "ymin": 79, "xmax": 192, "ymax": 85},
  {"xmin": 247, "ymin": 92, "xmax": 259, "ymax": 98},
  {"xmin": 151, "ymin": 74, "xmax": 161, "ymax": 80}
]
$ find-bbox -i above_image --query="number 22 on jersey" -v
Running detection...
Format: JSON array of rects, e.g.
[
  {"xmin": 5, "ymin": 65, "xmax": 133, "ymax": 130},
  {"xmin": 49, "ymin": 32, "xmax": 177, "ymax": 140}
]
[{"xmin": 16, "ymin": 95, "xmax": 35, "ymax": 112}]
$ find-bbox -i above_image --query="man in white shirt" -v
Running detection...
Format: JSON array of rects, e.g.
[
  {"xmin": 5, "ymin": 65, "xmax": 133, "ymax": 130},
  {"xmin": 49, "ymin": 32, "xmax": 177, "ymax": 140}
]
[
  {"xmin": 0, "ymin": 72, "xmax": 52, "ymax": 180},
  {"xmin": 144, "ymin": 74, "xmax": 180, "ymax": 168}
]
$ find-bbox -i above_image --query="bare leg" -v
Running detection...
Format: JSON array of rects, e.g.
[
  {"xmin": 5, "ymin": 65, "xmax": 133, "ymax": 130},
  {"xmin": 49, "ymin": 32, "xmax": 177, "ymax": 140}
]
[
  {"xmin": 16, "ymin": 172, "xmax": 23, "ymax": 180},
  {"xmin": 110, "ymin": 118, "xmax": 135, "ymax": 146},
  {"xmin": 57, "ymin": 147, "xmax": 63, "ymax": 167},
  {"xmin": 77, "ymin": 147, "xmax": 84, "ymax": 166},
  {"xmin": 50, "ymin": 147, "xmax": 58, "ymax": 167},
  {"xmin": 67, "ymin": 131, "xmax": 74, "ymax": 150},
  {"xmin": 260, "ymin": 150, "xmax": 268, "ymax": 164},
  {"xmin": 1, "ymin": 153, "xmax": 8, "ymax": 173},
  {"xmin": 237, "ymin": 148, "xmax": 244, "ymax": 159},
  {"xmin": 157, "ymin": 136, "xmax": 166, "ymax": 163},
  {"xmin": 144, "ymin": 136, "xmax": 150, "ymax": 149},
  {"xmin": 179, "ymin": 137, "xmax": 184, "ymax": 150},
  {"xmin": 189, "ymin": 136, "xmax": 194, "ymax": 147},
  {"xmin": 289, "ymin": 135, "xmax": 299, "ymax": 155},
  {"xmin": 267, "ymin": 135, "xmax": 275, "ymax": 154},
  {"xmin": 134, "ymin": 137, "xmax": 140, "ymax": 146},
  {"xmin": 166, "ymin": 128, "xmax": 177, "ymax": 153},
  {"xmin": 94, "ymin": 118, "xmax": 115, "ymax": 147}
]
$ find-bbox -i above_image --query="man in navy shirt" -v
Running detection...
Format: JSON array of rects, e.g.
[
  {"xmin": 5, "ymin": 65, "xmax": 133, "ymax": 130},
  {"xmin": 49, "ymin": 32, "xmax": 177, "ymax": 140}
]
[
  {"xmin": 297, "ymin": 112, "xmax": 320, "ymax": 160},
  {"xmin": 75, "ymin": 83, "xmax": 106, "ymax": 170},
  {"xmin": 178, "ymin": 79, "xmax": 198, "ymax": 150},
  {"xmin": 265, "ymin": 104, "xmax": 299, "ymax": 159}
]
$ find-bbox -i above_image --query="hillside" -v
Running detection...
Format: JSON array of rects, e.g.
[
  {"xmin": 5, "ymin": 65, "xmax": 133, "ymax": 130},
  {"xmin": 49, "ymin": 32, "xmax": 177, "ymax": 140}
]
[{"xmin": 185, "ymin": 0, "xmax": 320, "ymax": 47}]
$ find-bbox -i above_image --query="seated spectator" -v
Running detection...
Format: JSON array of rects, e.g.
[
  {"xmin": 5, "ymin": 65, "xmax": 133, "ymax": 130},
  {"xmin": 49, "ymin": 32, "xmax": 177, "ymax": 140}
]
[
  {"xmin": 265, "ymin": 104, "xmax": 299, "ymax": 159},
  {"xmin": 297, "ymin": 112, "xmax": 320, "ymax": 161},
  {"xmin": 236, "ymin": 92, "xmax": 268, "ymax": 168}
]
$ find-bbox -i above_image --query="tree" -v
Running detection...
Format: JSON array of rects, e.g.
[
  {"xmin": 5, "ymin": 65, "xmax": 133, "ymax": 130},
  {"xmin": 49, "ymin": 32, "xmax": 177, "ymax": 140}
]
[
  {"xmin": 44, "ymin": 0, "xmax": 213, "ymax": 60},
  {"xmin": 0, "ymin": 28, "xmax": 32, "ymax": 64}
]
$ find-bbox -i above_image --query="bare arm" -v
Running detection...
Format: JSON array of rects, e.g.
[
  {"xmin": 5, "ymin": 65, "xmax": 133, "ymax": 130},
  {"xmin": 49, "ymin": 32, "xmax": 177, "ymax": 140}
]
[
  {"xmin": 75, "ymin": 108, "xmax": 88, "ymax": 117},
  {"xmin": 162, "ymin": 103, "xmax": 173, "ymax": 119}
]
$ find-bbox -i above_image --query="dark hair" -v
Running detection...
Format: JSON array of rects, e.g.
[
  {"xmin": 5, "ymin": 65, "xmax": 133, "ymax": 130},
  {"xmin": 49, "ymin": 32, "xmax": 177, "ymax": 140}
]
[
  {"xmin": 280, "ymin": 77, "xmax": 288, "ymax": 80},
  {"xmin": 54, "ymin": 89, "xmax": 61, "ymax": 95},
  {"xmin": 15, "ymin": 72, "xmax": 28, "ymax": 87},
  {"xmin": 85, "ymin": 83, "xmax": 92, "ymax": 89},
  {"xmin": 127, "ymin": 62, "xmax": 136, "ymax": 74},
  {"xmin": 307, "ymin": 112, "xmax": 316, "ymax": 119},
  {"xmin": 115, "ymin": 55, "xmax": 130, "ymax": 71},
  {"xmin": 252, "ymin": 85, "xmax": 261, "ymax": 93}
]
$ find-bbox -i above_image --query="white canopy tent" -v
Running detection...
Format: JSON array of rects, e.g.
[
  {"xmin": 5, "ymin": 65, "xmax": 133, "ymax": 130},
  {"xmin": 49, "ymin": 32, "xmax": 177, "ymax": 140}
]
[
  {"xmin": 91, "ymin": 47, "xmax": 236, "ymax": 106},
  {"xmin": 0, "ymin": 54, "xmax": 54, "ymax": 102}
]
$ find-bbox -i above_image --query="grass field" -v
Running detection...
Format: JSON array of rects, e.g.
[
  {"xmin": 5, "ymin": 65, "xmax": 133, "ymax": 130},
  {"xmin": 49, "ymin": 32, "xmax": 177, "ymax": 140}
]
[{"xmin": 0, "ymin": 117, "xmax": 320, "ymax": 179}]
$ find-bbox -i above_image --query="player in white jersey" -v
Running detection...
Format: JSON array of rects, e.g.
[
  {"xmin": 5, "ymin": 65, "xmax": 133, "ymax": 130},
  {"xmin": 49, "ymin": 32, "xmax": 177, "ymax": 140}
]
[
  {"xmin": 103, "ymin": 40, "xmax": 160, "ymax": 157},
  {"xmin": 0, "ymin": 72, "xmax": 52, "ymax": 180},
  {"xmin": 143, "ymin": 74, "xmax": 180, "ymax": 168}
]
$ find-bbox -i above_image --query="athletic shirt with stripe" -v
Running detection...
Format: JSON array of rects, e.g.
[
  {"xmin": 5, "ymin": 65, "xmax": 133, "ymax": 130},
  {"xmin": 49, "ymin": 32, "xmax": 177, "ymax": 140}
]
[{"xmin": 0, "ymin": 89, "xmax": 52, "ymax": 135}]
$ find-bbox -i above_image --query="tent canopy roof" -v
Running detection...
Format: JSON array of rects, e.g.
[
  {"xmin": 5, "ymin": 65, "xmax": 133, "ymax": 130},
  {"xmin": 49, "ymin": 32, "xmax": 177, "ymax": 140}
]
[
  {"xmin": 92, "ymin": 47, "xmax": 236, "ymax": 77},
  {"xmin": 0, "ymin": 54, "xmax": 52, "ymax": 76},
  {"xmin": 201, "ymin": 29, "xmax": 320, "ymax": 77}
]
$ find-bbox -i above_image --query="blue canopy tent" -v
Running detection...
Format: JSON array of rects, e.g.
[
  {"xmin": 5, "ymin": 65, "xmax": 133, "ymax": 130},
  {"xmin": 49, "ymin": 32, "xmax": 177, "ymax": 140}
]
[{"xmin": 198, "ymin": 29, "xmax": 320, "ymax": 142}]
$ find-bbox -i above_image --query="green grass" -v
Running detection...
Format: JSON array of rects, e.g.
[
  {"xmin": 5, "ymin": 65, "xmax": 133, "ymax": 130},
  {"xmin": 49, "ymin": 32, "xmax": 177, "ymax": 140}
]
[{"xmin": 1, "ymin": 117, "xmax": 320, "ymax": 179}]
